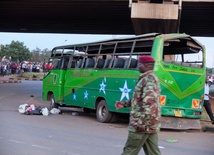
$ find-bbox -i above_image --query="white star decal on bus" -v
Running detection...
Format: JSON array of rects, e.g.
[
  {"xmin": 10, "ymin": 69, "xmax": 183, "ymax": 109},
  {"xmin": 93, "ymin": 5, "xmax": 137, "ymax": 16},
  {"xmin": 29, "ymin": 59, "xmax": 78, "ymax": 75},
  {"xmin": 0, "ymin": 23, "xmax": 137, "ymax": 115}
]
[
  {"xmin": 84, "ymin": 90, "xmax": 88, "ymax": 99},
  {"xmin": 99, "ymin": 80, "xmax": 106, "ymax": 94},
  {"xmin": 119, "ymin": 80, "xmax": 132, "ymax": 101},
  {"xmin": 73, "ymin": 93, "xmax": 76, "ymax": 100}
]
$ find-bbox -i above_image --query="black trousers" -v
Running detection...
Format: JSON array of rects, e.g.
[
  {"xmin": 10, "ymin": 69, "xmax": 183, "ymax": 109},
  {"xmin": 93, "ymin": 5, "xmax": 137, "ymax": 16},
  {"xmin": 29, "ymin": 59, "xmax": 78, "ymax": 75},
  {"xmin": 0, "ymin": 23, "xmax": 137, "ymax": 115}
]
[{"xmin": 204, "ymin": 100, "xmax": 214, "ymax": 122}]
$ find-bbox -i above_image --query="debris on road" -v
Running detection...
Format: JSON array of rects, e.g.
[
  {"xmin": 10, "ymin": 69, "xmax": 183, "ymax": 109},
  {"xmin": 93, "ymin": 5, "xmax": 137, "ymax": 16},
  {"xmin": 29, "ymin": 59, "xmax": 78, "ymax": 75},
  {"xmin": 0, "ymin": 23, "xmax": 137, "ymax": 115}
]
[
  {"xmin": 41, "ymin": 107, "xmax": 49, "ymax": 116},
  {"xmin": 18, "ymin": 95, "xmax": 63, "ymax": 116},
  {"xmin": 166, "ymin": 138, "xmax": 178, "ymax": 143},
  {"xmin": 72, "ymin": 112, "xmax": 79, "ymax": 116},
  {"xmin": 18, "ymin": 103, "xmax": 46, "ymax": 115},
  {"xmin": 50, "ymin": 108, "xmax": 61, "ymax": 114}
]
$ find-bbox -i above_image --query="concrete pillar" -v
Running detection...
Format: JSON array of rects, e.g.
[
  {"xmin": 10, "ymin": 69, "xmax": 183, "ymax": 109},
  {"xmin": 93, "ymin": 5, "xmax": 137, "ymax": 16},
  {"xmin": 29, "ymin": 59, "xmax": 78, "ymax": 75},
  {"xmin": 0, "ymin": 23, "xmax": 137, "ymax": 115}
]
[{"xmin": 131, "ymin": 3, "xmax": 179, "ymax": 34}]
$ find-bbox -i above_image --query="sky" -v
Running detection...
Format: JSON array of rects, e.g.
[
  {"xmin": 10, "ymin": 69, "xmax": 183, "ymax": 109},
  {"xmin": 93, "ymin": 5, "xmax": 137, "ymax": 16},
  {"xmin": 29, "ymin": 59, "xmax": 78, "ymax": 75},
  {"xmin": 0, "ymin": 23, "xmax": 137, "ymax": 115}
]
[{"xmin": 0, "ymin": 32, "xmax": 213, "ymax": 67}]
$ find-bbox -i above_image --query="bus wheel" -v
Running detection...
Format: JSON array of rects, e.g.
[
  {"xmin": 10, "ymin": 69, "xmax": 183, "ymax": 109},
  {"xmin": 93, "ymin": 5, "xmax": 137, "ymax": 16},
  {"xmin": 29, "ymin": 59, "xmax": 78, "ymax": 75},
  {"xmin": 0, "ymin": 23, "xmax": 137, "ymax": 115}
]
[
  {"xmin": 96, "ymin": 100, "xmax": 112, "ymax": 123},
  {"xmin": 50, "ymin": 94, "xmax": 58, "ymax": 110}
]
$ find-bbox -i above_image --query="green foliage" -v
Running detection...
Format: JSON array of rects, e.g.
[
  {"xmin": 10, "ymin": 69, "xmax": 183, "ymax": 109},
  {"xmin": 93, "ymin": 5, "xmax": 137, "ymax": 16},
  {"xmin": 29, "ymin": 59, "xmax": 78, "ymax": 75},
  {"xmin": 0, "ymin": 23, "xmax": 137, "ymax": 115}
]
[
  {"xmin": 30, "ymin": 47, "xmax": 51, "ymax": 62},
  {"xmin": 206, "ymin": 68, "xmax": 212, "ymax": 76},
  {"xmin": 32, "ymin": 74, "xmax": 37, "ymax": 78},
  {"xmin": 206, "ymin": 67, "xmax": 213, "ymax": 76},
  {"xmin": 0, "ymin": 41, "xmax": 51, "ymax": 62},
  {"xmin": 0, "ymin": 41, "xmax": 31, "ymax": 62}
]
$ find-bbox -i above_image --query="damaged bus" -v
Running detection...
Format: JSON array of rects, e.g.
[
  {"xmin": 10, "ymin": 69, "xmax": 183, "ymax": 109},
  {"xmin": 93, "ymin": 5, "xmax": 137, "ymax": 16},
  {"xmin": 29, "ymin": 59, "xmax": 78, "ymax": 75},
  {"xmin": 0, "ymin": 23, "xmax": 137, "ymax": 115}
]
[{"xmin": 42, "ymin": 33, "xmax": 206, "ymax": 129}]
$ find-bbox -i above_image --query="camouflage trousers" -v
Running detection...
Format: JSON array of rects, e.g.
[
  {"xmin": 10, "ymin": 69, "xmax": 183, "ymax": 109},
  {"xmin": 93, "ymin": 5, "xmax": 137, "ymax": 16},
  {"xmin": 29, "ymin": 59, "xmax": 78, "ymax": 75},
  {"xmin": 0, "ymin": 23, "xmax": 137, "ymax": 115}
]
[{"xmin": 121, "ymin": 131, "xmax": 161, "ymax": 155}]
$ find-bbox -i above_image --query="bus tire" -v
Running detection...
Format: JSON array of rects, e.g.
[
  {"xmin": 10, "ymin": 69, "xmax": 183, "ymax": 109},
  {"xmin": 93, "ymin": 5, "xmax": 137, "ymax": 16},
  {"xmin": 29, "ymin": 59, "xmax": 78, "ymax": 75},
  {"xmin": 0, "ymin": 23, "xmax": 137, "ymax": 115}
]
[
  {"xmin": 50, "ymin": 94, "xmax": 59, "ymax": 110},
  {"xmin": 96, "ymin": 100, "xmax": 112, "ymax": 123}
]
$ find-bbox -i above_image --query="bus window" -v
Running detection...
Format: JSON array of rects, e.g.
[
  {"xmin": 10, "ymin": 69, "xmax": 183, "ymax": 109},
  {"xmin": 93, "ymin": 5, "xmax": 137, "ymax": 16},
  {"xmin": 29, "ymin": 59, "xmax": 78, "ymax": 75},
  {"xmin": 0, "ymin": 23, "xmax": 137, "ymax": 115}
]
[
  {"xmin": 112, "ymin": 58, "xmax": 125, "ymax": 68},
  {"xmin": 52, "ymin": 58, "xmax": 61, "ymax": 69},
  {"xmin": 70, "ymin": 61, "xmax": 76, "ymax": 68},
  {"xmin": 103, "ymin": 58, "xmax": 112, "ymax": 68},
  {"xmin": 96, "ymin": 59, "xmax": 105, "ymax": 68},
  {"xmin": 124, "ymin": 58, "xmax": 138, "ymax": 69},
  {"xmin": 77, "ymin": 59, "xmax": 83, "ymax": 68},
  {"xmin": 62, "ymin": 57, "xmax": 69, "ymax": 69},
  {"xmin": 163, "ymin": 39, "xmax": 203, "ymax": 68},
  {"xmin": 85, "ymin": 58, "xmax": 95, "ymax": 68}
]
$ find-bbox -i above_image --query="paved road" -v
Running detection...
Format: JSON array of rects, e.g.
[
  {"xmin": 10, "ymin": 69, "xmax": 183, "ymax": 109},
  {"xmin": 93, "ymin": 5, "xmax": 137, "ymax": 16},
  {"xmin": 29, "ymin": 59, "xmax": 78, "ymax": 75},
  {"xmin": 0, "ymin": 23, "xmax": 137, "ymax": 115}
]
[{"xmin": 0, "ymin": 81, "xmax": 214, "ymax": 155}]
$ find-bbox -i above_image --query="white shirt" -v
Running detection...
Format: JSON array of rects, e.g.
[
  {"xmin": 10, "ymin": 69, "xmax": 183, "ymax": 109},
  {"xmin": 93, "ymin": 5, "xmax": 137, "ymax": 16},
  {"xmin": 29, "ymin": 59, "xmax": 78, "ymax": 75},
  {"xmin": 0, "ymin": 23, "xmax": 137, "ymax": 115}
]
[{"xmin": 204, "ymin": 83, "xmax": 209, "ymax": 100}]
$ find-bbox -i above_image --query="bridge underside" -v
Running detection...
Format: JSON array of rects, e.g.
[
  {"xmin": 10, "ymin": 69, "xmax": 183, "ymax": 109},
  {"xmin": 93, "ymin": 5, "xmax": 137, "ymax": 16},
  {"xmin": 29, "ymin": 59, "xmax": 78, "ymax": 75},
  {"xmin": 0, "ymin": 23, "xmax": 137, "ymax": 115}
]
[{"xmin": 0, "ymin": 0, "xmax": 213, "ymax": 37}]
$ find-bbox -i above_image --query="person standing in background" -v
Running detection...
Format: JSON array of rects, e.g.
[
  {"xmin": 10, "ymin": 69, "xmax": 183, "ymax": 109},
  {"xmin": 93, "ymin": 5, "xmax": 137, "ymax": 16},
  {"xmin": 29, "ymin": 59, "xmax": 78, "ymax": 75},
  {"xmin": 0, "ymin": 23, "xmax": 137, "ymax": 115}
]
[{"xmin": 204, "ymin": 77, "xmax": 214, "ymax": 124}]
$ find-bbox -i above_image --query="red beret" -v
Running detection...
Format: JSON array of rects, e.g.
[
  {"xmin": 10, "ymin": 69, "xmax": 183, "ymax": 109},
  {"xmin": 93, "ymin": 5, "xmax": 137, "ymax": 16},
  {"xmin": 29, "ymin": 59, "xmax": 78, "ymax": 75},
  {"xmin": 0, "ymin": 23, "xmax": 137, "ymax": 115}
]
[{"xmin": 139, "ymin": 56, "xmax": 155, "ymax": 63}]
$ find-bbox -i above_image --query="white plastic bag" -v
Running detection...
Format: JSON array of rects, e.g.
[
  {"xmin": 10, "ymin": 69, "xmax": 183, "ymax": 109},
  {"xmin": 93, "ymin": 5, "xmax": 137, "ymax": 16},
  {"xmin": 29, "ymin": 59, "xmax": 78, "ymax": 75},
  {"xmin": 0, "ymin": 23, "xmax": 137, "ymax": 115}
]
[
  {"xmin": 18, "ymin": 104, "xmax": 29, "ymax": 114},
  {"xmin": 41, "ymin": 107, "xmax": 49, "ymax": 116},
  {"xmin": 50, "ymin": 108, "xmax": 61, "ymax": 114}
]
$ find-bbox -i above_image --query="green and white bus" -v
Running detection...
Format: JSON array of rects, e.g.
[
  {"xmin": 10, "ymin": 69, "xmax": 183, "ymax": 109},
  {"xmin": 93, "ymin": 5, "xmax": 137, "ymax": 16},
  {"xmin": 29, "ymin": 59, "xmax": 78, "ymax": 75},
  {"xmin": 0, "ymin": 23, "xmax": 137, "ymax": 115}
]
[{"xmin": 42, "ymin": 33, "xmax": 206, "ymax": 129}]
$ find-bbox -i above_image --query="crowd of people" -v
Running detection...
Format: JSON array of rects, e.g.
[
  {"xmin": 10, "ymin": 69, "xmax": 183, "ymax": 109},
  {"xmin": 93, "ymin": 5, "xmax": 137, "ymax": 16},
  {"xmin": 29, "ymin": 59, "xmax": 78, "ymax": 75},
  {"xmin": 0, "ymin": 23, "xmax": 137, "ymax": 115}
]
[{"xmin": 0, "ymin": 60, "xmax": 51, "ymax": 76}]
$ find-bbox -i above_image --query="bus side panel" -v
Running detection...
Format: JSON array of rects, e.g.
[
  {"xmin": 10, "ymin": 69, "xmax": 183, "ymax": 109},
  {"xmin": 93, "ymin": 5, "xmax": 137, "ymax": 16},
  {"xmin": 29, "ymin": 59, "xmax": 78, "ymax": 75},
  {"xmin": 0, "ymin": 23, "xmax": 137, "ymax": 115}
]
[
  {"xmin": 63, "ymin": 69, "xmax": 95, "ymax": 108},
  {"xmin": 62, "ymin": 69, "xmax": 139, "ymax": 113},
  {"xmin": 42, "ymin": 69, "xmax": 66, "ymax": 103}
]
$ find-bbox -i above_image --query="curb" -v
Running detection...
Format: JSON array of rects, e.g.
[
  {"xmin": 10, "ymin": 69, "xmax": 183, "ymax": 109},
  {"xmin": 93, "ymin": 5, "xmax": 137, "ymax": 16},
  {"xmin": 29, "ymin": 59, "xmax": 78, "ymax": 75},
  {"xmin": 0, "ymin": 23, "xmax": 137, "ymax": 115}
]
[
  {"xmin": 0, "ymin": 80, "xmax": 22, "ymax": 84},
  {"xmin": 9, "ymin": 78, "xmax": 43, "ymax": 81}
]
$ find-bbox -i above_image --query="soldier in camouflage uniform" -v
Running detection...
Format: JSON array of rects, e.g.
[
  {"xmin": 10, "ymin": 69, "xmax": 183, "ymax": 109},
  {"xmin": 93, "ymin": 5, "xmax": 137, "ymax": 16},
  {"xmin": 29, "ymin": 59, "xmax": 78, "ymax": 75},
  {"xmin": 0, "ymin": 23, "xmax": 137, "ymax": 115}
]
[{"xmin": 115, "ymin": 55, "xmax": 161, "ymax": 155}]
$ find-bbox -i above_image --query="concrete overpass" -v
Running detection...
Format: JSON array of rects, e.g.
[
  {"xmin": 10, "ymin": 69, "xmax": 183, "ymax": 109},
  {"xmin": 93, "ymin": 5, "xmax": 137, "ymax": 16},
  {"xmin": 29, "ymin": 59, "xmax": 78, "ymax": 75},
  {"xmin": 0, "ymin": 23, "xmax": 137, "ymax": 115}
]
[{"xmin": 0, "ymin": 0, "xmax": 213, "ymax": 37}]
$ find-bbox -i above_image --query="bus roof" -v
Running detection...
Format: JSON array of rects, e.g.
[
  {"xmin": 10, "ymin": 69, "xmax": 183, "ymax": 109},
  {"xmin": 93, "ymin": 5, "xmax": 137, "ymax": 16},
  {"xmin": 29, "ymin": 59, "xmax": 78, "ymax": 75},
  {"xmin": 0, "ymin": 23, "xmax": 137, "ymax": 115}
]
[
  {"xmin": 52, "ymin": 33, "xmax": 160, "ymax": 50},
  {"xmin": 51, "ymin": 33, "xmax": 204, "ymax": 56}
]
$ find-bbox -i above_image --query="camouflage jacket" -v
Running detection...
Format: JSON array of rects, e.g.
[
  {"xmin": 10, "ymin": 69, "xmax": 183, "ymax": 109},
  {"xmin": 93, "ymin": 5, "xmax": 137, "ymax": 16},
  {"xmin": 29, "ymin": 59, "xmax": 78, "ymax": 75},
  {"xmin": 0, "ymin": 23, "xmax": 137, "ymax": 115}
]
[{"xmin": 122, "ymin": 70, "xmax": 161, "ymax": 133}]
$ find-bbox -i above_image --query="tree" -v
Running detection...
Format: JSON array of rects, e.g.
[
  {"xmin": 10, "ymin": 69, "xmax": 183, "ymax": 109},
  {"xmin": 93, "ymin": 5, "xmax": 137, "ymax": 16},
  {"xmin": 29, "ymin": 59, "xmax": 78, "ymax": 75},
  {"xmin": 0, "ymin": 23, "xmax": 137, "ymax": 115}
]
[
  {"xmin": 206, "ymin": 67, "xmax": 213, "ymax": 76},
  {"xmin": 41, "ymin": 48, "xmax": 51, "ymax": 62},
  {"xmin": 0, "ymin": 41, "xmax": 31, "ymax": 62},
  {"xmin": 30, "ymin": 47, "xmax": 41, "ymax": 62},
  {"xmin": 30, "ymin": 47, "xmax": 51, "ymax": 62}
]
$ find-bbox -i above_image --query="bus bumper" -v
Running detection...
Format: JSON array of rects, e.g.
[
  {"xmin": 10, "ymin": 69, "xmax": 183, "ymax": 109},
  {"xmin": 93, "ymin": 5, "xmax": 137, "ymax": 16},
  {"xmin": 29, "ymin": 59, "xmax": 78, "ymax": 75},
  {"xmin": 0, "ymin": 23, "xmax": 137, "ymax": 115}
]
[{"xmin": 160, "ymin": 116, "xmax": 201, "ymax": 130}]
